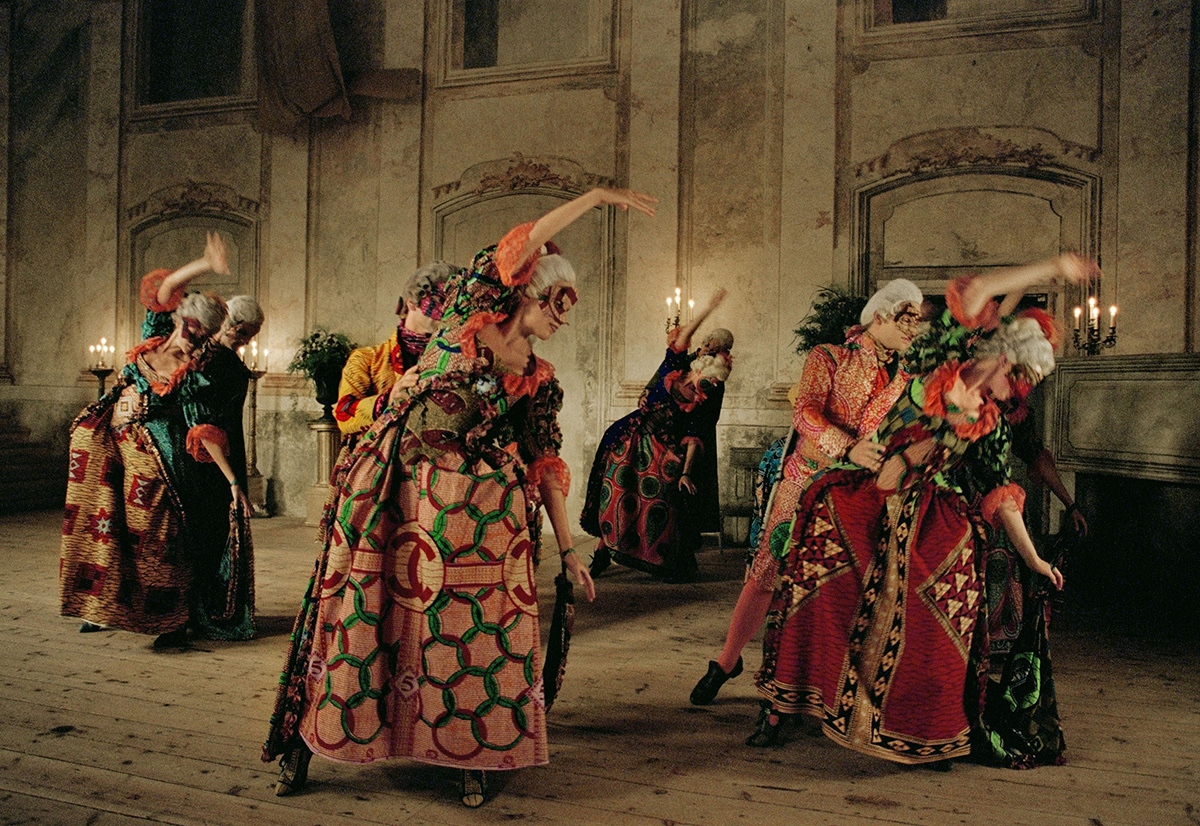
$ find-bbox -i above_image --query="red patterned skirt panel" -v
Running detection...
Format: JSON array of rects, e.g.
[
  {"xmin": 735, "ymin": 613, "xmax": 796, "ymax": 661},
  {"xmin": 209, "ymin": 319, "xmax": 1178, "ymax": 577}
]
[
  {"xmin": 297, "ymin": 449, "xmax": 547, "ymax": 770},
  {"xmin": 59, "ymin": 408, "xmax": 189, "ymax": 634},
  {"xmin": 757, "ymin": 471, "xmax": 982, "ymax": 764}
]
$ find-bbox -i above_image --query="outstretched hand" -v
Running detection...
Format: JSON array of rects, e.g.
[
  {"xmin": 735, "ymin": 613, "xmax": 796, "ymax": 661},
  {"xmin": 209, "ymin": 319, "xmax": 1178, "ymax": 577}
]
[
  {"xmin": 1056, "ymin": 252, "xmax": 1101, "ymax": 285},
  {"xmin": 593, "ymin": 188, "xmax": 658, "ymax": 218},
  {"xmin": 679, "ymin": 473, "xmax": 697, "ymax": 495},
  {"xmin": 205, "ymin": 231, "xmax": 232, "ymax": 277}
]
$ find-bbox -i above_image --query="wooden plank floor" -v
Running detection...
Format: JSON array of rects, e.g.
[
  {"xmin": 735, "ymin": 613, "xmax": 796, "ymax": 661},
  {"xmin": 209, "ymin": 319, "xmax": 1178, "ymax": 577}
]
[{"xmin": 2, "ymin": 509, "xmax": 1196, "ymax": 826}]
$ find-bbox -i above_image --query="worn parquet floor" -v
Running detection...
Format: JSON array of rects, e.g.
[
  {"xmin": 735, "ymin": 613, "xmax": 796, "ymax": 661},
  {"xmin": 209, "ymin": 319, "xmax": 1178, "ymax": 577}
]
[{"xmin": 1, "ymin": 509, "xmax": 1196, "ymax": 826}]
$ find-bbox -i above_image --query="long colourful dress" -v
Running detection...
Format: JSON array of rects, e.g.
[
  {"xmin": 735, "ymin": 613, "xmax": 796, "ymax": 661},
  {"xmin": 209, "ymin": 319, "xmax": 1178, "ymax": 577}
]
[
  {"xmin": 755, "ymin": 284, "xmax": 1027, "ymax": 765},
  {"xmin": 60, "ymin": 272, "xmax": 253, "ymax": 638},
  {"xmin": 580, "ymin": 335, "xmax": 713, "ymax": 578},
  {"xmin": 264, "ymin": 224, "xmax": 570, "ymax": 772}
]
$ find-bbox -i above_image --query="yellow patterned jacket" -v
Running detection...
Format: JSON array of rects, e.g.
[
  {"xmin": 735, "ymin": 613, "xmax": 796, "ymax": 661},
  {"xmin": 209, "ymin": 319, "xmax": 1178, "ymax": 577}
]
[{"xmin": 334, "ymin": 330, "xmax": 400, "ymax": 437}]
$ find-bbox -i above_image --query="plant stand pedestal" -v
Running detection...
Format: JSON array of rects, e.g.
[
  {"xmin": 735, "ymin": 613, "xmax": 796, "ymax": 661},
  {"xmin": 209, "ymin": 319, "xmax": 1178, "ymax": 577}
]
[{"xmin": 304, "ymin": 418, "xmax": 340, "ymax": 527}]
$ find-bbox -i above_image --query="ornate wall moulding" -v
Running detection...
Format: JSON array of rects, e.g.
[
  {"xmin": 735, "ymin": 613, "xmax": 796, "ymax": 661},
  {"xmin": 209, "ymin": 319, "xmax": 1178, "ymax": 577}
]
[
  {"xmin": 853, "ymin": 126, "xmax": 1098, "ymax": 182},
  {"xmin": 127, "ymin": 181, "xmax": 263, "ymax": 224},
  {"xmin": 849, "ymin": 128, "xmax": 1100, "ymax": 300},
  {"xmin": 432, "ymin": 153, "xmax": 614, "ymax": 202}
]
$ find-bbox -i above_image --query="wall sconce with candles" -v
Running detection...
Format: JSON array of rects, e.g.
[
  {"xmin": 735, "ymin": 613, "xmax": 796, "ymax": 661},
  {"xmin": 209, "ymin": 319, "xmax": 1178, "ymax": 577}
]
[
  {"xmin": 87, "ymin": 337, "xmax": 117, "ymax": 399},
  {"xmin": 664, "ymin": 287, "xmax": 694, "ymax": 332},
  {"xmin": 1072, "ymin": 293, "xmax": 1117, "ymax": 356}
]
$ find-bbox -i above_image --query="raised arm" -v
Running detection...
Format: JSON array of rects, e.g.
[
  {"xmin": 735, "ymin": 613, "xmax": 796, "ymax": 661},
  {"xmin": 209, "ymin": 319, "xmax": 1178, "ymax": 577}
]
[
  {"xmin": 960, "ymin": 253, "xmax": 1099, "ymax": 323},
  {"xmin": 674, "ymin": 289, "xmax": 727, "ymax": 352},
  {"xmin": 512, "ymin": 188, "xmax": 658, "ymax": 273},
  {"xmin": 156, "ymin": 231, "xmax": 232, "ymax": 306}
]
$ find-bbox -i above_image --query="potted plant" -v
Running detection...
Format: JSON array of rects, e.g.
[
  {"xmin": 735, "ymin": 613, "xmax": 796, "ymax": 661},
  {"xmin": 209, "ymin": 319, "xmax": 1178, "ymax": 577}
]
[
  {"xmin": 288, "ymin": 329, "xmax": 356, "ymax": 420},
  {"xmin": 794, "ymin": 286, "xmax": 867, "ymax": 353}
]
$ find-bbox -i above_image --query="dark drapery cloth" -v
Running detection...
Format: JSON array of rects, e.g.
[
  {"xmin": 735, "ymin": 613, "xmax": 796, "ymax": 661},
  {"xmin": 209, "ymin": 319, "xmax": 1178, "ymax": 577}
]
[{"xmin": 256, "ymin": 0, "xmax": 351, "ymax": 133}]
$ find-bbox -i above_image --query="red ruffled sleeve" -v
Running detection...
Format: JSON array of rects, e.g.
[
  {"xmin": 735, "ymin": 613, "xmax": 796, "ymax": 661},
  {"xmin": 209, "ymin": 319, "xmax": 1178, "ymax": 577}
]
[
  {"xmin": 494, "ymin": 222, "xmax": 539, "ymax": 287},
  {"xmin": 526, "ymin": 455, "xmax": 571, "ymax": 499},
  {"xmin": 667, "ymin": 327, "xmax": 686, "ymax": 353},
  {"xmin": 945, "ymin": 275, "xmax": 1000, "ymax": 331},
  {"xmin": 980, "ymin": 483, "xmax": 1026, "ymax": 525},
  {"xmin": 140, "ymin": 269, "xmax": 185, "ymax": 313},
  {"xmin": 186, "ymin": 424, "xmax": 229, "ymax": 464}
]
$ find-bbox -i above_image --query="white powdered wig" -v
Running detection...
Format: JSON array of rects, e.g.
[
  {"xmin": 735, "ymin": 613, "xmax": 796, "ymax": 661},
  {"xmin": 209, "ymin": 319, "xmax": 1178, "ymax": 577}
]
[
  {"xmin": 704, "ymin": 327, "xmax": 734, "ymax": 352},
  {"xmin": 975, "ymin": 316, "xmax": 1057, "ymax": 381},
  {"xmin": 527, "ymin": 254, "xmax": 577, "ymax": 294},
  {"xmin": 174, "ymin": 292, "xmax": 227, "ymax": 336},
  {"xmin": 860, "ymin": 279, "xmax": 924, "ymax": 326},
  {"xmin": 403, "ymin": 261, "xmax": 458, "ymax": 305},
  {"xmin": 225, "ymin": 295, "xmax": 264, "ymax": 328}
]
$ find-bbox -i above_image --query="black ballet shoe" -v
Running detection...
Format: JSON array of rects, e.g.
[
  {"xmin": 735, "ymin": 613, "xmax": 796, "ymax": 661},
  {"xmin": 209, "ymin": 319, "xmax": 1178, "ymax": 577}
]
[
  {"xmin": 459, "ymin": 769, "xmax": 487, "ymax": 808},
  {"xmin": 589, "ymin": 547, "xmax": 611, "ymax": 577},
  {"xmin": 745, "ymin": 704, "xmax": 787, "ymax": 747},
  {"xmin": 689, "ymin": 657, "xmax": 743, "ymax": 705},
  {"xmin": 79, "ymin": 621, "xmax": 106, "ymax": 633},
  {"xmin": 151, "ymin": 629, "xmax": 188, "ymax": 649},
  {"xmin": 275, "ymin": 744, "xmax": 312, "ymax": 796}
]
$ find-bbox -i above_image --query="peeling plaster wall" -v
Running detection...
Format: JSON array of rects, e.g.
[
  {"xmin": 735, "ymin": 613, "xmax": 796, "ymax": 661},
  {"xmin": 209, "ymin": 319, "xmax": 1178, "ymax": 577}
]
[{"xmin": 3, "ymin": 0, "xmax": 1197, "ymax": 530}]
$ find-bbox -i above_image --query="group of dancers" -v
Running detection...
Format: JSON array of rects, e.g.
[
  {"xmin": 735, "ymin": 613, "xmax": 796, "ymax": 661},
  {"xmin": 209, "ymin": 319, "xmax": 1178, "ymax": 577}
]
[{"xmin": 57, "ymin": 187, "xmax": 1093, "ymax": 808}]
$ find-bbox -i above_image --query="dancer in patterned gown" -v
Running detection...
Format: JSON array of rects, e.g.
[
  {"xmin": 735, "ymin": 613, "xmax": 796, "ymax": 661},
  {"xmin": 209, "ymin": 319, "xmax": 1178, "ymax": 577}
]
[
  {"xmin": 581, "ymin": 289, "xmax": 731, "ymax": 581},
  {"xmin": 60, "ymin": 232, "xmax": 253, "ymax": 648},
  {"xmin": 750, "ymin": 254, "xmax": 1095, "ymax": 767},
  {"xmin": 689, "ymin": 280, "xmax": 922, "ymax": 703},
  {"xmin": 263, "ymin": 187, "xmax": 656, "ymax": 807}
]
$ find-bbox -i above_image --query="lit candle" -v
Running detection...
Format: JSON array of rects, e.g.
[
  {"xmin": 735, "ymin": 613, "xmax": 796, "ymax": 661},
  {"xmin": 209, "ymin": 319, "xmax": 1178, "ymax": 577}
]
[
  {"xmin": 1073, "ymin": 306, "xmax": 1081, "ymax": 331},
  {"xmin": 1088, "ymin": 297, "xmax": 1099, "ymax": 330},
  {"xmin": 238, "ymin": 346, "xmax": 246, "ymax": 363},
  {"xmin": 262, "ymin": 349, "xmax": 269, "ymax": 372},
  {"xmin": 1109, "ymin": 305, "xmax": 1117, "ymax": 333},
  {"xmin": 89, "ymin": 345, "xmax": 96, "ymax": 369},
  {"xmin": 251, "ymin": 340, "xmax": 258, "ymax": 370},
  {"xmin": 99, "ymin": 338, "xmax": 108, "ymax": 368}
]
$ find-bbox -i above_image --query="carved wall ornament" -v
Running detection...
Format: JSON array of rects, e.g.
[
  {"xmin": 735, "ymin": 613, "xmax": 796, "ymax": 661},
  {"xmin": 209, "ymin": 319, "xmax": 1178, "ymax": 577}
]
[
  {"xmin": 127, "ymin": 181, "xmax": 262, "ymax": 222},
  {"xmin": 433, "ymin": 153, "xmax": 614, "ymax": 200},
  {"xmin": 853, "ymin": 127, "xmax": 1098, "ymax": 181}
]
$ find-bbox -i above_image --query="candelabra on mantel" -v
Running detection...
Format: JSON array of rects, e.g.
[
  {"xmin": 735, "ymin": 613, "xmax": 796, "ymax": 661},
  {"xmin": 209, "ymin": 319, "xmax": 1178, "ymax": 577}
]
[
  {"xmin": 1072, "ymin": 291, "xmax": 1118, "ymax": 356},
  {"xmin": 664, "ymin": 287, "xmax": 694, "ymax": 333}
]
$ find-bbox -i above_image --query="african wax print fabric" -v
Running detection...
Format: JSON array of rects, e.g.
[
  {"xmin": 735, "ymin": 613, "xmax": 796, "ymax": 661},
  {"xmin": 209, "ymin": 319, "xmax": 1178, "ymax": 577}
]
[
  {"xmin": 335, "ymin": 328, "xmax": 432, "ymax": 444},
  {"xmin": 264, "ymin": 225, "xmax": 568, "ymax": 772},
  {"xmin": 755, "ymin": 370, "xmax": 1003, "ymax": 764},
  {"xmin": 756, "ymin": 293, "xmax": 1023, "ymax": 765},
  {"xmin": 60, "ymin": 272, "xmax": 252, "ymax": 638},
  {"xmin": 746, "ymin": 332, "xmax": 909, "ymax": 591},
  {"xmin": 60, "ymin": 404, "xmax": 189, "ymax": 633},
  {"xmin": 580, "ymin": 339, "xmax": 710, "ymax": 578}
]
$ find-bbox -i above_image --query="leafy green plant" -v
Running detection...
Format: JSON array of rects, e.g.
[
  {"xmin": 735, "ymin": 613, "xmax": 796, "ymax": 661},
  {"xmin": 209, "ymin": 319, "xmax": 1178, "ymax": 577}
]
[
  {"xmin": 287, "ymin": 329, "xmax": 356, "ymax": 381},
  {"xmin": 794, "ymin": 286, "xmax": 868, "ymax": 353}
]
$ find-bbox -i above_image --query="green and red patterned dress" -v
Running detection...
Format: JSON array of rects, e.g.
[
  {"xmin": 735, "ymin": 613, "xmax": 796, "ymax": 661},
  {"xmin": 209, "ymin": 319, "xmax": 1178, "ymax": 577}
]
[
  {"xmin": 264, "ymin": 224, "xmax": 570, "ymax": 772},
  {"xmin": 755, "ymin": 278, "xmax": 1032, "ymax": 765},
  {"xmin": 579, "ymin": 333, "xmax": 713, "ymax": 578}
]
